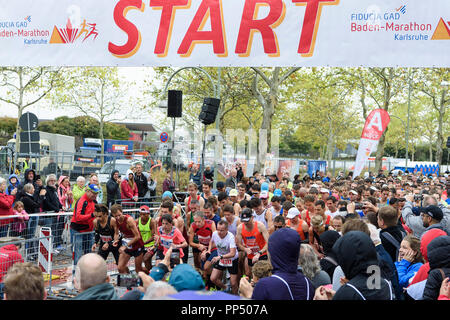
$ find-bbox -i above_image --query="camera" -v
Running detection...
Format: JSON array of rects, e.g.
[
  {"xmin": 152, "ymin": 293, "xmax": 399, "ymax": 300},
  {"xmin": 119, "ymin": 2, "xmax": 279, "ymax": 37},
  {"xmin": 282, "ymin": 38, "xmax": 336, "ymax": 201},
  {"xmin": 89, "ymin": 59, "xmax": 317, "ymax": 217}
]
[
  {"xmin": 117, "ymin": 274, "xmax": 142, "ymax": 288},
  {"xmin": 170, "ymin": 251, "xmax": 180, "ymax": 269}
]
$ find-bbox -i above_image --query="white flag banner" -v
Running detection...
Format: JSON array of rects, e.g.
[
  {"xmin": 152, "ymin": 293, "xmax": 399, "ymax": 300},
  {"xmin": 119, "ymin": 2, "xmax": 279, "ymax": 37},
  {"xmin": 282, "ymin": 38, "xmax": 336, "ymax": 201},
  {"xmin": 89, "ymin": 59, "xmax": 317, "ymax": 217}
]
[
  {"xmin": 353, "ymin": 109, "xmax": 390, "ymax": 178},
  {"xmin": 0, "ymin": 0, "xmax": 449, "ymax": 66}
]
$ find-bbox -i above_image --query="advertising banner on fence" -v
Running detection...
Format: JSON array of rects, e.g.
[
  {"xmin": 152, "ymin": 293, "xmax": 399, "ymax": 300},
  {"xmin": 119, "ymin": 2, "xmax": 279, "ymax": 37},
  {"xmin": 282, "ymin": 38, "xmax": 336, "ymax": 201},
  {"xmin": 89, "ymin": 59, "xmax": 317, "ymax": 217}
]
[
  {"xmin": 0, "ymin": 0, "xmax": 449, "ymax": 67},
  {"xmin": 353, "ymin": 109, "xmax": 390, "ymax": 178}
]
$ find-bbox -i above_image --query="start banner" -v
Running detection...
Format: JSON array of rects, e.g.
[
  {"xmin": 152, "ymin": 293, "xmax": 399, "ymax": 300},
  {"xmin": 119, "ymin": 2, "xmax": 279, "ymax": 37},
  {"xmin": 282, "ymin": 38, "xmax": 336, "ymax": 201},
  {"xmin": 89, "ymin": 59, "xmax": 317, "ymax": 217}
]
[{"xmin": 0, "ymin": 0, "xmax": 449, "ymax": 67}]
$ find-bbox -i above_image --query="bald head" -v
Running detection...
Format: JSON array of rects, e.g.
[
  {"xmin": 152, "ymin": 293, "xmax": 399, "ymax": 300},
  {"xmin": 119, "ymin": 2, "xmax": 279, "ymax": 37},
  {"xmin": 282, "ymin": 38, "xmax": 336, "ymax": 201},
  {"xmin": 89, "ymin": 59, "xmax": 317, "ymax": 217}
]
[{"xmin": 75, "ymin": 253, "xmax": 108, "ymax": 291}]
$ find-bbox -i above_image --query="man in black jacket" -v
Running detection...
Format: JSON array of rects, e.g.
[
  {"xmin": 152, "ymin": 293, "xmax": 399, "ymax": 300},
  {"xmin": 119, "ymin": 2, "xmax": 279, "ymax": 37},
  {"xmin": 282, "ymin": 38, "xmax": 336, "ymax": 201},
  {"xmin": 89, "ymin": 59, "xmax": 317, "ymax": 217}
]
[
  {"xmin": 423, "ymin": 236, "xmax": 450, "ymax": 300},
  {"xmin": 134, "ymin": 163, "xmax": 148, "ymax": 201},
  {"xmin": 377, "ymin": 206, "xmax": 405, "ymax": 263},
  {"xmin": 106, "ymin": 170, "xmax": 121, "ymax": 208},
  {"xmin": 19, "ymin": 183, "xmax": 46, "ymax": 261}
]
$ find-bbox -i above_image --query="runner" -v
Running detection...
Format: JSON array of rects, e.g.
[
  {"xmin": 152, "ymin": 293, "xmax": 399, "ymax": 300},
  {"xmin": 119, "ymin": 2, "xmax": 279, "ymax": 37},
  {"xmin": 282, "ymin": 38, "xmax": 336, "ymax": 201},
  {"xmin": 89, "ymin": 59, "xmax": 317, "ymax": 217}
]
[
  {"xmin": 222, "ymin": 204, "xmax": 240, "ymax": 237},
  {"xmin": 286, "ymin": 207, "xmax": 309, "ymax": 242},
  {"xmin": 154, "ymin": 213, "xmax": 187, "ymax": 265},
  {"xmin": 137, "ymin": 205, "xmax": 156, "ymax": 271},
  {"xmin": 185, "ymin": 182, "xmax": 205, "ymax": 228},
  {"xmin": 235, "ymin": 208, "xmax": 269, "ymax": 277},
  {"xmin": 301, "ymin": 195, "xmax": 316, "ymax": 227},
  {"xmin": 110, "ymin": 204, "xmax": 145, "ymax": 274},
  {"xmin": 91, "ymin": 204, "xmax": 120, "ymax": 265},
  {"xmin": 209, "ymin": 220, "xmax": 239, "ymax": 294},
  {"xmin": 249, "ymin": 197, "xmax": 273, "ymax": 231},
  {"xmin": 188, "ymin": 211, "xmax": 216, "ymax": 270}
]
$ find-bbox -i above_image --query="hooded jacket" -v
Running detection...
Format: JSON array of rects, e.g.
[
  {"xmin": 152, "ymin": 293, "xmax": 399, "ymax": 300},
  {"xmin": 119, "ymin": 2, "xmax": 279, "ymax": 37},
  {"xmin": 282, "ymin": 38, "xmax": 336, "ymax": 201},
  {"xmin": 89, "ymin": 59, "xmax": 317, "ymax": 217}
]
[
  {"xmin": 17, "ymin": 168, "xmax": 42, "ymax": 200},
  {"xmin": 332, "ymin": 231, "xmax": 393, "ymax": 300},
  {"xmin": 6, "ymin": 174, "xmax": 20, "ymax": 196},
  {"xmin": 42, "ymin": 183, "xmax": 62, "ymax": 213},
  {"xmin": 0, "ymin": 244, "xmax": 24, "ymax": 282},
  {"xmin": 106, "ymin": 170, "xmax": 121, "ymax": 206},
  {"xmin": 72, "ymin": 282, "xmax": 118, "ymax": 300},
  {"xmin": 251, "ymin": 228, "xmax": 314, "ymax": 300},
  {"xmin": 422, "ymin": 236, "xmax": 450, "ymax": 300},
  {"xmin": 319, "ymin": 230, "xmax": 341, "ymax": 279}
]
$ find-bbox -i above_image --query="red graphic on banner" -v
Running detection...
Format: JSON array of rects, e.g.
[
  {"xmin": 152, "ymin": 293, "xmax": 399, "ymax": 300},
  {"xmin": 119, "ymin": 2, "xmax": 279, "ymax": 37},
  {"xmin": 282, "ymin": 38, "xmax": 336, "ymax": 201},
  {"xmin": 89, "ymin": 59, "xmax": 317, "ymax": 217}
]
[{"xmin": 361, "ymin": 109, "xmax": 390, "ymax": 140}]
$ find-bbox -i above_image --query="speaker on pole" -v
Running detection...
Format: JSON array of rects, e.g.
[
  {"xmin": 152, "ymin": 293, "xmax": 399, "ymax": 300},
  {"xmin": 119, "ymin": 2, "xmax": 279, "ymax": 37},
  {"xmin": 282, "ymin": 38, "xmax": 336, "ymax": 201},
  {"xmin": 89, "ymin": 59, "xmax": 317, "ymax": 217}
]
[
  {"xmin": 167, "ymin": 90, "xmax": 182, "ymax": 118},
  {"xmin": 198, "ymin": 98, "xmax": 220, "ymax": 125},
  {"xmin": 447, "ymin": 136, "xmax": 450, "ymax": 148}
]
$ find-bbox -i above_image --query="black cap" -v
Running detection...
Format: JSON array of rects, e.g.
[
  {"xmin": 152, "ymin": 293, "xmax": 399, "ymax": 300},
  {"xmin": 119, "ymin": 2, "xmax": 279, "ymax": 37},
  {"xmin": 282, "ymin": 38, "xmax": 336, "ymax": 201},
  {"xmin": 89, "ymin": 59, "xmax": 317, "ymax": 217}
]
[
  {"xmin": 216, "ymin": 181, "xmax": 225, "ymax": 189},
  {"xmin": 423, "ymin": 205, "xmax": 443, "ymax": 221},
  {"xmin": 240, "ymin": 208, "xmax": 253, "ymax": 222}
]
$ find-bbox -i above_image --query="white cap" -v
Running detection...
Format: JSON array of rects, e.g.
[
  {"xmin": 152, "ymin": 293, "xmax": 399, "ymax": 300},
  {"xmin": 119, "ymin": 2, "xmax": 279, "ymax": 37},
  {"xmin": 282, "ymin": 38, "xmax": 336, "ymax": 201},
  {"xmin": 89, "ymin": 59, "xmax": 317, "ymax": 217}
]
[
  {"xmin": 311, "ymin": 184, "xmax": 320, "ymax": 188},
  {"xmin": 260, "ymin": 191, "xmax": 269, "ymax": 199},
  {"xmin": 286, "ymin": 207, "xmax": 300, "ymax": 219},
  {"xmin": 370, "ymin": 186, "xmax": 379, "ymax": 191},
  {"xmin": 350, "ymin": 190, "xmax": 358, "ymax": 195},
  {"xmin": 320, "ymin": 188, "xmax": 329, "ymax": 193}
]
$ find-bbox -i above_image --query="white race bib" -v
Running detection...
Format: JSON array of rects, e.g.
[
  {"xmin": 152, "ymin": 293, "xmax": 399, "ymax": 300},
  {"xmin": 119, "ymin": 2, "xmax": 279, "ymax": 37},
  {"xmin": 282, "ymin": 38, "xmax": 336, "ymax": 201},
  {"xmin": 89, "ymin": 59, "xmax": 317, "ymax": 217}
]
[{"xmin": 219, "ymin": 258, "xmax": 233, "ymax": 267}]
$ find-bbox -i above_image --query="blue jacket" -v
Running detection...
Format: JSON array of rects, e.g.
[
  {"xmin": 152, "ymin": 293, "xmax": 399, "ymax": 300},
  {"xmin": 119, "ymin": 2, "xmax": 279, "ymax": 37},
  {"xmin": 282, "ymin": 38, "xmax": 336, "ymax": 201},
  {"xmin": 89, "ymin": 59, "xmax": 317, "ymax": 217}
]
[
  {"xmin": 394, "ymin": 259, "xmax": 423, "ymax": 289},
  {"xmin": 6, "ymin": 174, "xmax": 20, "ymax": 195}
]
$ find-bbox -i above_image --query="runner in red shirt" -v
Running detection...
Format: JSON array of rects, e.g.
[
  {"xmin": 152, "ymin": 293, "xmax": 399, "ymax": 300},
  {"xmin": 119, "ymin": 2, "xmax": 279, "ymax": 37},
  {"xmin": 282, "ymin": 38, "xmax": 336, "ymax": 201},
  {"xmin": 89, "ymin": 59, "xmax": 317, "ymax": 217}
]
[{"xmin": 110, "ymin": 204, "xmax": 145, "ymax": 274}]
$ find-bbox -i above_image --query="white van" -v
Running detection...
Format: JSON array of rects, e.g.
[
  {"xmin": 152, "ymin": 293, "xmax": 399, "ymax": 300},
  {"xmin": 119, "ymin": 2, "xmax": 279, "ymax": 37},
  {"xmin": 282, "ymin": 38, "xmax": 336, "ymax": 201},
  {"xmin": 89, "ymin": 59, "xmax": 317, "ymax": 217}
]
[{"xmin": 97, "ymin": 159, "xmax": 150, "ymax": 184}]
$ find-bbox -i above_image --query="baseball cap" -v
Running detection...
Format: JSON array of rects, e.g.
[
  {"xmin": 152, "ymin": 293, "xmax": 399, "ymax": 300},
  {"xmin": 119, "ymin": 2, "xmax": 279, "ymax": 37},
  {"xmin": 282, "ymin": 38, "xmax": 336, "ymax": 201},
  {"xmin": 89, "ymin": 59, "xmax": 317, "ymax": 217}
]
[
  {"xmin": 349, "ymin": 190, "xmax": 358, "ymax": 195},
  {"xmin": 261, "ymin": 182, "xmax": 269, "ymax": 192},
  {"xmin": 240, "ymin": 208, "xmax": 253, "ymax": 222},
  {"xmin": 273, "ymin": 189, "xmax": 282, "ymax": 197},
  {"xmin": 216, "ymin": 181, "xmax": 225, "ymax": 189},
  {"xmin": 229, "ymin": 189, "xmax": 238, "ymax": 197},
  {"xmin": 260, "ymin": 191, "xmax": 269, "ymax": 199},
  {"xmin": 87, "ymin": 184, "xmax": 100, "ymax": 193},
  {"xmin": 140, "ymin": 205, "xmax": 150, "ymax": 213},
  {"xmin": 286, "ymin": 207, "xmax": 300, "ymax": 219},
  {"xmin": 162, "ymin": 191, "xmax": 173, "ymax": 199},
  {"xmin": 320, "ymin": 188, "xmax": 329, "ymax": 193},
  {"xmin": 423, "ymin": 205, "xmax": 443, "ymax": 221},
  {"xmin": 168, "ymin": 264, "xmax": 205, "ymax": 292}
]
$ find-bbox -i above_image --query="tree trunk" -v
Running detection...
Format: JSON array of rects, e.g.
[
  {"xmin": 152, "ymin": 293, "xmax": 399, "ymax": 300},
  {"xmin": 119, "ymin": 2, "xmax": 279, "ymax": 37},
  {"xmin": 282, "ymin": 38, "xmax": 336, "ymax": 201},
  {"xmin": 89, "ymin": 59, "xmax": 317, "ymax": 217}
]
[{"xmin": 429, "ymin": 142, "xmax": 433, "ymax": 162}]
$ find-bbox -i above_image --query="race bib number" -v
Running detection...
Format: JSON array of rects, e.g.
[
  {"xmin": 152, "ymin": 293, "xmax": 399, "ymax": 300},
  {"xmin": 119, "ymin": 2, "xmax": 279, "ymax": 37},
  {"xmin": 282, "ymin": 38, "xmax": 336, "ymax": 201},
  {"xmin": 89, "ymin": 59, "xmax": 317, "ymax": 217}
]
[
  {"xmin": 219, "ymin": 258, "xmax": 233, "ymax": 267},
  {"xmin": 250, "ymin": 246, "xmax": 260, "ymax": 254},
  {"xmin": 161, "ymin": 237, "xmax": 173, "ymax": 249},
  {"xmin": 100, "ymin": 235, "xmax": 112, "ymax": 243},
  {"xmin": 122, "ymin": 238, "xmax": 133, "ymax": 249},
  {"xmin": 197, "ymin": 235, "xmax": 211, "ymax": 246}
]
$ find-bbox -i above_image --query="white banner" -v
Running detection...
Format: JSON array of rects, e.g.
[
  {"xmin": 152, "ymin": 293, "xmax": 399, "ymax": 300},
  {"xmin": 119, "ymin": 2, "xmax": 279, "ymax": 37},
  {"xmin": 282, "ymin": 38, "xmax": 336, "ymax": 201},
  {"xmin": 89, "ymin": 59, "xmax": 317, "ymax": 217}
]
[{"xmin": 0, "ymin": 0, "xmax": 449, "ymax": 67}]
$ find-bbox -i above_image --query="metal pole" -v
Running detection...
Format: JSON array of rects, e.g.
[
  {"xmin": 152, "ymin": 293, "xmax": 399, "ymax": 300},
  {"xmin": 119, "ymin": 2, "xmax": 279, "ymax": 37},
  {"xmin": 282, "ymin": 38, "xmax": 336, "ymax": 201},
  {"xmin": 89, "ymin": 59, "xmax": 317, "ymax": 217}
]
[
  {"xmin": 405, "ymin": 68, "xmax": 412, "ymax": 173},
  {"xmin": 201, "ymin": 125, "xmax": 207, "ymax": 183},
  {"xmin": 213, "ymin": 67, "xmax": 221, "ymax": 189},
  {"xmin": 171, "ymin": 117, "xmax": 175, "ymax": 187}
]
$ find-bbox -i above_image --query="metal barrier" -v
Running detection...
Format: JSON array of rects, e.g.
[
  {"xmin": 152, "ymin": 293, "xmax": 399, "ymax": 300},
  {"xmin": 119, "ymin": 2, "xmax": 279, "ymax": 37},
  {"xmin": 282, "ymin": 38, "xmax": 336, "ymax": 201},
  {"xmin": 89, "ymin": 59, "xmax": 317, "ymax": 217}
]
[{"xmin": 0, "ymin": 204, "xmax": 186, "ymax": 296}]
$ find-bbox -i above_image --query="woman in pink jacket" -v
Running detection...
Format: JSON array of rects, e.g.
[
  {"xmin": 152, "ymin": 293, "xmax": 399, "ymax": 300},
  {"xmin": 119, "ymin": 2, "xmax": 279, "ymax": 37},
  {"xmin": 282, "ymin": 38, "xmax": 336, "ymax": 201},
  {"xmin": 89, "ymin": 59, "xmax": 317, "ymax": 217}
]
[{"xmin": 57, "ymin": 175, "xmax": 73, "ymax": 211}]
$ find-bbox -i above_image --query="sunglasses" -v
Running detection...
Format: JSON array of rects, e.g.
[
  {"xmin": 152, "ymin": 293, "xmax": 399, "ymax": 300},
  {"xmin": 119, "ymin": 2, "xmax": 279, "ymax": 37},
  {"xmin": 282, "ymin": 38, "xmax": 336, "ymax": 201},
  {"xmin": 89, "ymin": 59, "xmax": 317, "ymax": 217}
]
[{"xmin": 274, "ymin": 225, "xmax": 283, "ymax": 229}]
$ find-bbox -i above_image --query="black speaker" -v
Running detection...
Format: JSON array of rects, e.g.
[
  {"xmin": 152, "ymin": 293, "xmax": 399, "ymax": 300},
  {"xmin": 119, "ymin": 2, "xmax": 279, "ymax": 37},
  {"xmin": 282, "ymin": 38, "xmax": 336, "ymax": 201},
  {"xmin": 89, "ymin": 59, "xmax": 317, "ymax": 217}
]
[
  {"xmin": 199, "ymin": 98, "xmax": 220, "ymax": 125},
  {"xmin": 167, "ymin": 90, "xmax": 182, "ymax": 118},
  {"xmin": 447, "ymin": 136, "xmax": 450, "ymax": 148}
]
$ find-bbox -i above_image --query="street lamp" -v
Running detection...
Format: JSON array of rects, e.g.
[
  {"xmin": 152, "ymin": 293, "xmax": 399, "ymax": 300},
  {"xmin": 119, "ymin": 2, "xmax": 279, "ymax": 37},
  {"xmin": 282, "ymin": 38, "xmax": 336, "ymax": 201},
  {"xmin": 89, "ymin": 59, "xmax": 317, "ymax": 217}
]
[
  {"xmin": 390, "ymin": 115, "xmax": 407, "ymax": 172},
  {"xmin": 159, "ymin": 67, "xmax": 221, "ymax": 188}
]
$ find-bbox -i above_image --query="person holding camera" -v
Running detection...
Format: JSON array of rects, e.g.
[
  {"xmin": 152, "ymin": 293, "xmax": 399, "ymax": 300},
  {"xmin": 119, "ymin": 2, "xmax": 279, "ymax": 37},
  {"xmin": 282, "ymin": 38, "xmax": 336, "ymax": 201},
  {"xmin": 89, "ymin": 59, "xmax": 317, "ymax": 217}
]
[{"xmin": 106, "ymin": 170, "xmax": 121, "ymax": 208}]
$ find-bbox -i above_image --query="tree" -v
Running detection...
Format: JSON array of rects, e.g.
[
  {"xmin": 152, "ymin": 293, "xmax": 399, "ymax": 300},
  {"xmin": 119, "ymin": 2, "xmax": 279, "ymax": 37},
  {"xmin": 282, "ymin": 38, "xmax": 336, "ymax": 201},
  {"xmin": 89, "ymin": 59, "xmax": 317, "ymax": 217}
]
[
  {"xmin": 51, "ymin": 67, "xmax": 137, "ymax": 163},
  {"xmin": 412, "ymin": 68, "xmax": 449, "ymax": 165},
  {"xmin": 0, "ymin": 67, "xmax": 61, "ymax": 152}
]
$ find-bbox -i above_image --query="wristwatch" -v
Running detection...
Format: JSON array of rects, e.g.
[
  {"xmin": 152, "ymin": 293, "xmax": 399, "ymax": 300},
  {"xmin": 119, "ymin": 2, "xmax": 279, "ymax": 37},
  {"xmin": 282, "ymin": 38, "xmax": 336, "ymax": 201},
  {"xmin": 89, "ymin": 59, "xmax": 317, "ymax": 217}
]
[
  {"xmin": 258, "ymin": 251, "xmax": 263, "ymax": 255},
  {"xmin": 220, "ymin": 255, "xmax": 223, "ymax": 260}
]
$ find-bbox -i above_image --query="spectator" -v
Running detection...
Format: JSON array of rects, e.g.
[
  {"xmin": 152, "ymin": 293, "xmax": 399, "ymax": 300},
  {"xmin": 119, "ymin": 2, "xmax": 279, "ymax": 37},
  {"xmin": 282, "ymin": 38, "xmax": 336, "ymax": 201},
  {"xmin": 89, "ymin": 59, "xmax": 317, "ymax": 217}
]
[
  {"xmin": 120, "ymin": 169, "xmax": 139, "ymax": 205},
  {"xmin": 106, "ymin": 170, "xmax": 121, "ymax": 208},
  {"xmin": 203, "ymin": 165, "xmax": 214, "ymax": 182},
  {"xmin": 10, "ymin": 201, "xmax": 29, "ymax": 238},
  {"xmin": 57, "ymin": 175, "xmax": 73, "ymax": 211},
  {"xmin": 0, "ymin": 243, "xmax": 24, "ymax": 299},
  {"xmin": 438, "ymin": 277, "xmax": 450, "ymax": 300},
  {"xmin": 17, "ymin": 168, "xmax": 41, "ymax": 197},
  {"xmin": 421, "ymin": 205, "xmax": 448, "ymax": 235},
  {"xmin": 378, "ymin": 205, "xmax": 406, "ymax": 263},
  {"xmin": 422, "ymin": 236, "xmax": 450, "ymax": 300},
  {"xmin": 72, "ymin": 253, "xmax": 118, "ymax": 300},
  {"xmin": 87, "ymin": 174, "xmax": 103, "ymax": 204},
  {"xmin": 72, "ymin": 176, "xmax": 86, "ymax": 204},
  {"xmin": 0, "ymin": 177, "xmax": 17, "ymax": 237},
  {"xmin": 319, "ymin": 230, "xmax": 341, "ymax": 279},
  {"xmin": 134, "ymin": 162, "xmax": 149, "ymax": 201},
  {"xmin": 239, "ymin": 228, "xmax": 314, "ymax": 300},
  {"xmin": 6, "ymin": 174, "xmax": 20, "ymax": 196},
  {"xmin": 145, "ymin": 171, "xmax": 157, "ymax": 200},
  {"xmin": 250, "ymin": 260, "xmax": 273, "ymax": 287},
  {"xmin": 395, "ymin": 235, "xmax": 424, "ymax": 289},
  {"xmin": 42, "ymin": 174, "xmax": 64, "ymax": 252},
  {"xmin": 315, "ymin": 231, "xmax": 394, "ymax": 300},
  {"xmin": 3, "ymin": 262, "xmax": 45, "ymax": 300},
  {"xmin": 143, "ymin": 281, "xmax": 177, "ymax": 300},
  {"xmin": 162, "ymin": 169, "xmax": 176, "ymax": 193},
  {"xmin": 298, "ymin": 243, "xmax": 331, "ymax": 288},
  {"xmin": 226, "ymin": 169, "xmax": 238, "ymax": 189}
]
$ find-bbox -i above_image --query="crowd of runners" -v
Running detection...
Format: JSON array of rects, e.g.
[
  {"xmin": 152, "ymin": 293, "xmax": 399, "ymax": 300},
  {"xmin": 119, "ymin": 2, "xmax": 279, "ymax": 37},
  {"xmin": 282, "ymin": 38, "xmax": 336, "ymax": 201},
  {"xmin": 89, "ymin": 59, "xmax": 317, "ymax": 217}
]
[{"xmin": 1, "ymin": 164, "xmax": 450, "ymax": 300}]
